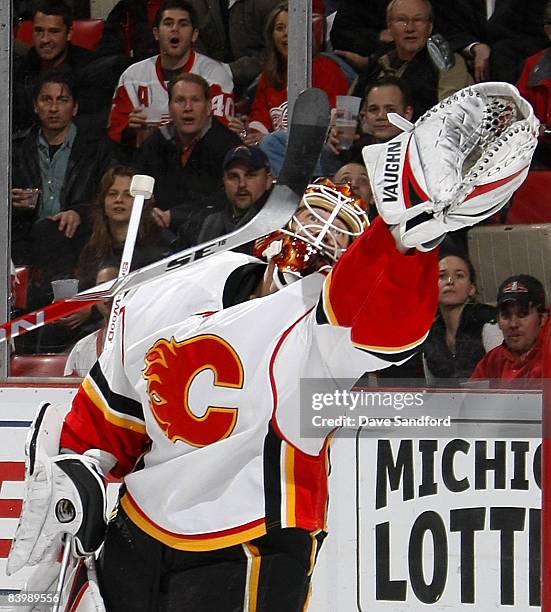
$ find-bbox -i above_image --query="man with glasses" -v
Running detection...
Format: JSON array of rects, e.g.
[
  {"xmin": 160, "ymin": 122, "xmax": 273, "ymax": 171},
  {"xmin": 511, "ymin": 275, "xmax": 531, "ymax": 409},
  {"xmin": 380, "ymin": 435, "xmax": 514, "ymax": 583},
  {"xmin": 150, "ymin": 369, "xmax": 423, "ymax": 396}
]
[{"xmin": 353, "ymin": 0, "xmax": 473, "ymax": 118}]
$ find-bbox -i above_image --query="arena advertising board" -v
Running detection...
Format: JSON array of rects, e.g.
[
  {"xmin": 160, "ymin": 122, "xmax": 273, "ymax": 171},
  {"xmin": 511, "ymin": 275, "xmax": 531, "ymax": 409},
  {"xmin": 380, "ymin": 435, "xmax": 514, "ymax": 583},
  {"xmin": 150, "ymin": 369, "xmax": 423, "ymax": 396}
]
[
  {"xmin": 309, "ymin": 389, "xmax": 542, "ymax": 610},
  {"xmin": 0, "ymin": 386, "xmax": 543, "ymax": 611}
]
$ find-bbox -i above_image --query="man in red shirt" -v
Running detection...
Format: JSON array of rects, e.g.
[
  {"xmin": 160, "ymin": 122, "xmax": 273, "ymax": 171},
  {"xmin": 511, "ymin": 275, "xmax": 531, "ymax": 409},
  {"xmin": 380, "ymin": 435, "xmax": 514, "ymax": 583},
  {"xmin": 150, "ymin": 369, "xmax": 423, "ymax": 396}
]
[{"xmin": 470, "ymin": 274, "xmax": 548, "ymax": 386}]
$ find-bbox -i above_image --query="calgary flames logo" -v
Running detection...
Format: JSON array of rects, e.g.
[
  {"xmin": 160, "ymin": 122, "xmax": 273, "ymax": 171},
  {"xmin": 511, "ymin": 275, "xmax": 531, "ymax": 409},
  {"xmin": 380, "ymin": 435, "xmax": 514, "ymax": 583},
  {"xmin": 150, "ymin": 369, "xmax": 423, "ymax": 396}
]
[{"xmin": 143, "ymin": 335, "xmax": 243, "ymax": 447}]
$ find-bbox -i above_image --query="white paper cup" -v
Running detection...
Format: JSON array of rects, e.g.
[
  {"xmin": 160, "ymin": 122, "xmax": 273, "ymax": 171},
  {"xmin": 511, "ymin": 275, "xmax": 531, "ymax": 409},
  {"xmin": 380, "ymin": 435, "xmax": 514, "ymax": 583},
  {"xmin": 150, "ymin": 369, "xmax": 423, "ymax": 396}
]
[
  {"xmin": 51, "ymin": 278, "xmax": 79, "ymax": 300},
  {"xmin": 144, "ymin": 106, "xmax": 169, "ymax": 125}
]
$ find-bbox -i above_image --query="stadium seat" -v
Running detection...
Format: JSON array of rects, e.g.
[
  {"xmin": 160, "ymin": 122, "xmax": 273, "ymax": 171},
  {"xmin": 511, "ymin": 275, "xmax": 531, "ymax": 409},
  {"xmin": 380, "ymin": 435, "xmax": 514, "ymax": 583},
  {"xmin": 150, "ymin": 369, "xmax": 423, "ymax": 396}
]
[
  {"xmin": 15, "ymin": 19, "xmax": 105, "ymax": 51},
  {"xmin": 506, "ymin": 170, "xmax": 551, "ymax": 224},
  {"xmin": 10, "ymin": 353, "xmax": 68, "ymax": 377}
]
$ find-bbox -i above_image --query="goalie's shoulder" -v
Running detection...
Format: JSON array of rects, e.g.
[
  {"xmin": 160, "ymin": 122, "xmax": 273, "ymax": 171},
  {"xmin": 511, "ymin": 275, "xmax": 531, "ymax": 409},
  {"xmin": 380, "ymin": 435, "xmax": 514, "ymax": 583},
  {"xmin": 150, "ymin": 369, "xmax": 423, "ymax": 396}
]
[{"xmin": 123, "ymin": 251, "xmax": 262, "ymax": 318}]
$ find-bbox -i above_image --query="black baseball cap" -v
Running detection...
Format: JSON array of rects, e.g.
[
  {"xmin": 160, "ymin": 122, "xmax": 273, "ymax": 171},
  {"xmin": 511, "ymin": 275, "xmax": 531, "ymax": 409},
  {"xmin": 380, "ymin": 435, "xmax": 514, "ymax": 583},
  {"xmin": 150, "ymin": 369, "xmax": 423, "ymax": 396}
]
[
  {"xmin": 223, "ymin": 145, "xmax": 271, "ymax": 172},
  {"xmin": 497, "ymin": 274, "xmax": 546, "ymax": 310}
]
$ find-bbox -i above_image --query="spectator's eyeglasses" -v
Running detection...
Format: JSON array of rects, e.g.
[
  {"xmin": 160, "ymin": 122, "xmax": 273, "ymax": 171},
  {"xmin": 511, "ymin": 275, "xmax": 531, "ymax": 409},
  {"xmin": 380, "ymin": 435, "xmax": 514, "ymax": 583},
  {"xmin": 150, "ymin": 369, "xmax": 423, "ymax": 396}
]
[{"xmin": 390, "ymin": 16, "xmax": 431, "ymax": 28}]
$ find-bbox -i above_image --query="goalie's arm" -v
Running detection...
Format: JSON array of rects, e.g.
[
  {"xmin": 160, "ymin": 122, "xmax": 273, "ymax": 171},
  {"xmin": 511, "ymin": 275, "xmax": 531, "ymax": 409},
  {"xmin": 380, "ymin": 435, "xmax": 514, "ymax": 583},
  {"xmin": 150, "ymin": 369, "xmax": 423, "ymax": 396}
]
[{"xmin": 318, "ymin": 217, "xmax": 439, "ymax": 361}]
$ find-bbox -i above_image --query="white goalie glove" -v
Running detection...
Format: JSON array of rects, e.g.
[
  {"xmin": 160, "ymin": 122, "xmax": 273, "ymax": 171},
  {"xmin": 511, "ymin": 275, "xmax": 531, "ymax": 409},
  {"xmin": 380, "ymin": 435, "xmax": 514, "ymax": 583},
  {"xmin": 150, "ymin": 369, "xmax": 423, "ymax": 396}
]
[
  {"xmin": 362, "ymin": 82, "xmax": 539, "ymax": 251},
  {"xmin": 7, "ymin": 403, "xmax": 116, "ymax": 576}
]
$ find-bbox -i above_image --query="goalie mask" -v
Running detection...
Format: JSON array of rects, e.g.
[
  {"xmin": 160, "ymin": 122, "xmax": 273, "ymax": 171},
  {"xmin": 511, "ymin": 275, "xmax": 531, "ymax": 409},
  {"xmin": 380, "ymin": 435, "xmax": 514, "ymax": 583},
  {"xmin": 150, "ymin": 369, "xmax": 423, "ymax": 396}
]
[{"xmin": 255, "ymin": 180, "xmax": 369, "ymax": 285}]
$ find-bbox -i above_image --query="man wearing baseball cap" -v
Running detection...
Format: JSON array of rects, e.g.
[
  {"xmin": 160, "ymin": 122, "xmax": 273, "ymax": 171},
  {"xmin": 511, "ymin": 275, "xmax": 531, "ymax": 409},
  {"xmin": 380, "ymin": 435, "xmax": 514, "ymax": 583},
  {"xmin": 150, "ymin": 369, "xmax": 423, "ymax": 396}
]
[
  {"xmin": 175, "ymin": 144, "xmax": 273, "ymax": 253},
  {"xmin": 470, "ymin": 274, "xmax": 548, "ymax": 385}
]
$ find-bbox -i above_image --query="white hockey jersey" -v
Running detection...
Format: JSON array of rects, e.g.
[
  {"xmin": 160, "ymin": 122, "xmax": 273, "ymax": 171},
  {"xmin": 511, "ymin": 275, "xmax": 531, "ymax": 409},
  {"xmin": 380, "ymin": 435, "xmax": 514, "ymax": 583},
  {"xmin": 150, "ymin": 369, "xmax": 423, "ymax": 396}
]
[
  {"xmin": 108, "ymin": 51, "xmax": 234, "ymax": 143},
  {"xmin": 63, "ymin": 328, "xmax": 104, "ymax": 377},
  {"xmin": 61, "ymin": 219, "xmax": 438, "ymax": 551}
]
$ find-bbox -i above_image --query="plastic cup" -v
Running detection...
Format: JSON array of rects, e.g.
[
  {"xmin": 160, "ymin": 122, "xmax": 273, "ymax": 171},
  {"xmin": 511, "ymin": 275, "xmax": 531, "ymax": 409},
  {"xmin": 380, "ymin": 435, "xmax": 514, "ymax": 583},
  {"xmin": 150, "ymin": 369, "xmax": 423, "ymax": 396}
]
[
  {"xmin": 335, "ymin": 118, "xmax": 358, "ymax": 151},
  {"xmin": 335, "ymin": 95, "xmax": 362, "ymax": 119},
  {"xmin": 334, "ymin": 96, "xmax": 362, "ymax": 151},
  {"xmin": 51, "ymin": 278, "xmax": 79, "ymax": 300},
  {"xmin": 21, "ymin": 188, "xmax": 40, "ymax": 208}
]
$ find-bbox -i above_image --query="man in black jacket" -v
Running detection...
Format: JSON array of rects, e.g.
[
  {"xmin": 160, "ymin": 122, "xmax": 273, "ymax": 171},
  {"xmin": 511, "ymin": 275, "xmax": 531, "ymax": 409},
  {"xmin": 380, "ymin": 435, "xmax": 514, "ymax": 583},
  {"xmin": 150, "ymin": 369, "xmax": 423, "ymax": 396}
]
[
  {"xmin": 137, "ymin": 73, "xmax": 241, "ymax": 234},
  {"xmin": 434, "ymin": 0, "xmax": 548, "ymax": 84},
  {"xmin": 174, "ymin": 144, "xmax": 273, "ymax": 252},
  {"xmin": 12, "ymin": 70, "xmax": 116, "ymax": 306},
  {"xmin": 13, "ymin": 0, "xmax": 122, "ymax": 135}
]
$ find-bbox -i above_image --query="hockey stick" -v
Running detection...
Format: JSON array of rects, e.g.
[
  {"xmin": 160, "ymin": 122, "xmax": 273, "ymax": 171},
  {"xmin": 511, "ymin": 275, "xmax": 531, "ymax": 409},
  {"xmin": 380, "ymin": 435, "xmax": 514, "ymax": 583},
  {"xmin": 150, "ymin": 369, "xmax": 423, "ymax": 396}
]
[
  {"xmin": 0, "ymin": 88, "xmax": 330, "ymax": 342},
  {"xmin": 103, "ymin": 175, "xmax": 155, "ymax": 349},
  {"xmin": 46, "ymin": 178, "xmax": 155, "ymax": 607}
]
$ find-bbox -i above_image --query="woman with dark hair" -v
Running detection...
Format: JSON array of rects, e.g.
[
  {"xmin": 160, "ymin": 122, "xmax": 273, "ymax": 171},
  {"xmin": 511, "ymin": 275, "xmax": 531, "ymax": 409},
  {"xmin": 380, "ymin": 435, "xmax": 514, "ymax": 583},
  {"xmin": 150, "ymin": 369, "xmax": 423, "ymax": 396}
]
[
  {"xmin": 228, "ymin": 1, "xmax": 349, "ymax": 145},
  {"xmin": 77, "ymin": 165, "xmax": 170, "ymax": 290},
  {"xmin": 423, "ymin": 253, "xmax": 502, "ymax": 384}
]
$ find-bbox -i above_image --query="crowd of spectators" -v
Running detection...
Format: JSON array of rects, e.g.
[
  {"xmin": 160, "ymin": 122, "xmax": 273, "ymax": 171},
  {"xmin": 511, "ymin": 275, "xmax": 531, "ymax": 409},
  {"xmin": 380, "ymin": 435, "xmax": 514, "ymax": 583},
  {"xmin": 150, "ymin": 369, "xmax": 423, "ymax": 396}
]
[
  {"xmin": 8, "ymin": 0, "xmax": 551, "ymax": 388},
  {"xmin": 108, "ymin": 0, "xmax": 233, "ymax": 151}
]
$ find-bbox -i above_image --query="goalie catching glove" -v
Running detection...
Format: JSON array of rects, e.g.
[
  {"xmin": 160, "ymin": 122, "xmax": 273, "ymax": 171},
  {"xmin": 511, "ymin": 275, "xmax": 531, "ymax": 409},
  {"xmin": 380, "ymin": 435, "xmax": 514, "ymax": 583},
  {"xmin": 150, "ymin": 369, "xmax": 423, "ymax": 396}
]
[
  {"xmin": 7, "ymin": 403, "xmax": 116, "ymax": 575},
  {"xmin": 362, "ymin": 82, "xmax": 539, "ymax": 251}
]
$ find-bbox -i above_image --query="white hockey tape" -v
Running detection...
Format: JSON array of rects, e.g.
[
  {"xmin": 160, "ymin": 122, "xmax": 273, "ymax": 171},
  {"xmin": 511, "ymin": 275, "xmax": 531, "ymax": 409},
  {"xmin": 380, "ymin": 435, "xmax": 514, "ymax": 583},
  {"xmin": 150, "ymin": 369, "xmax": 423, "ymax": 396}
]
[{"xmin": 129, "ymin": 174, "xmax": 155, "ymax": 199}]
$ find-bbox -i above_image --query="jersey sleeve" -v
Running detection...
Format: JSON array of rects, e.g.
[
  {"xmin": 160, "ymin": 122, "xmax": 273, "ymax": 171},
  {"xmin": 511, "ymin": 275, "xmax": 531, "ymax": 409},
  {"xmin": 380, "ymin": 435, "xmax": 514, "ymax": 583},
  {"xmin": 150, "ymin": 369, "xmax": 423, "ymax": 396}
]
[
  {"xmin": 60, "ymin": 310, "xmax": 150, "ymax": 478},
  {"xmin": 107, "ymin": 67, "xmax": 137, "ymax": 144},
  {"xmin": 199, "ymin": 59, "xmax": 234, "ymax": 125},
  {"xmin": 248, "ymin": 73, "xmax": 273, "ymax": 134},
  {"xmin": 209, "ymin": 83, "xmax": 234, "ymax": 125},
  {"xmin": 318, "ymin": 217, "xmax": 439, "ymax": 362}
]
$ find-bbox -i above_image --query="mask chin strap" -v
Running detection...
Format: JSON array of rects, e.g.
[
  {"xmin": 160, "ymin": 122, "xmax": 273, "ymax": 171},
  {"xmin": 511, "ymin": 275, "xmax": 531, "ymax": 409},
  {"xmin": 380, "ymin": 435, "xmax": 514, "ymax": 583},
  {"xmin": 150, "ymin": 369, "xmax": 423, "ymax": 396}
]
[{"xmin": 273, "ymin": 266, "xmax": 302, "ymax": 290}]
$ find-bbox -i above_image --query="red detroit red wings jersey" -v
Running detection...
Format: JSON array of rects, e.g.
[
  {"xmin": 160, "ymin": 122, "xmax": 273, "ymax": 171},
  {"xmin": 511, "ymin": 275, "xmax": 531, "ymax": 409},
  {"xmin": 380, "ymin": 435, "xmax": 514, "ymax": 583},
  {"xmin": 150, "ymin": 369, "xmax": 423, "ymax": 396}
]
[
  {"xmin": 108, "ymin": 52, "xmax": 234, "ymax": 143},
  {"xmin": 61, "ymin": 219, "xmax": 438, "ymax": 551}
]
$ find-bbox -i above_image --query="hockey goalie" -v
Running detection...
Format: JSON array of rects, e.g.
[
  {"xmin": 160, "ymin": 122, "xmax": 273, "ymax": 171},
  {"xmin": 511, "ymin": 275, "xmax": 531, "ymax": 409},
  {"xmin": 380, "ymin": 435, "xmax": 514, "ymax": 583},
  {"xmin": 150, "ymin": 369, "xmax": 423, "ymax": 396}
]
[{"xmin": 7, "ymin": 83, "xmax": 538, "ymax": 611}]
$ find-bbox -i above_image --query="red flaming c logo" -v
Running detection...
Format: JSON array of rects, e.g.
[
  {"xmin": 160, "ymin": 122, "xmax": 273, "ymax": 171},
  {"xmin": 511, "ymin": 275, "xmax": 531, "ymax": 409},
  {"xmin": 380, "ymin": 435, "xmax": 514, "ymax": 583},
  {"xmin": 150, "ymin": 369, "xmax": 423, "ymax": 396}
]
[{"xmin": 143, "ymin": 335, "xmax": 243, "ymax": 447}]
